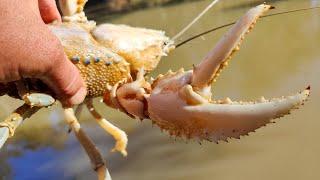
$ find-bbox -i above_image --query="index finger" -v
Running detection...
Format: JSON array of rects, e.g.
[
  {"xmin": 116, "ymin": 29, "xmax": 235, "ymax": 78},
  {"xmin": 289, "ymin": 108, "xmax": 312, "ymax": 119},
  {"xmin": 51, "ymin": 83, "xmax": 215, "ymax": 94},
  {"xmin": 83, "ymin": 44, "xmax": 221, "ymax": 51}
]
[{"xmin": 38, "ymin": 0, "xmax": 61, "ymax": 23}]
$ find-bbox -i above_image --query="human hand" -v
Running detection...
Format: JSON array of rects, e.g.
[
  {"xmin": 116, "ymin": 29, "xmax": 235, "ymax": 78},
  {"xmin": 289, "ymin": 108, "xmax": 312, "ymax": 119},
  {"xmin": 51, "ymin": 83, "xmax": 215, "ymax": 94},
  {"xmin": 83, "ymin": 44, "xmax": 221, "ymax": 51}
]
[
  {"xmin": 0, "ymin": 0, "xmax": 86, "ymax": 107},
  {"xmin": 38, "ymin": 0, "xmax": 61, "ymax": 23}
]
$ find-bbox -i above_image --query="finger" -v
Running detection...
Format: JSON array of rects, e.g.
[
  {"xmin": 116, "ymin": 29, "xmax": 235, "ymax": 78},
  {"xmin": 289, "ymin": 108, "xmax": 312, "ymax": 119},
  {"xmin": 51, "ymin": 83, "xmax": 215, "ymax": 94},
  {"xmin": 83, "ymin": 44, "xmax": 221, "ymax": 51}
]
[
  {"xmin": 43, "ymin": 54, "xmax": 87, "ymax": 107},
  {"xmin": 38, "ymin": 0, "xmax": 61, "ymax": 23},
  {"xmin": 32, "ymin": 28, "xmax": 87, "ymax": 107}
]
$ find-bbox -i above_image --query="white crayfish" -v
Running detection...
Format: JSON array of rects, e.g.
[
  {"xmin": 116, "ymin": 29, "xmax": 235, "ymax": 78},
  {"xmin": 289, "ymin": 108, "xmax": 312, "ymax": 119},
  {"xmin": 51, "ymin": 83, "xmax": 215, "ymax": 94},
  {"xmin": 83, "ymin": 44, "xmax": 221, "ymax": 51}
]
[{"xmin": 0, "ymin": 0, "xmax": 310, "ymax": 179}]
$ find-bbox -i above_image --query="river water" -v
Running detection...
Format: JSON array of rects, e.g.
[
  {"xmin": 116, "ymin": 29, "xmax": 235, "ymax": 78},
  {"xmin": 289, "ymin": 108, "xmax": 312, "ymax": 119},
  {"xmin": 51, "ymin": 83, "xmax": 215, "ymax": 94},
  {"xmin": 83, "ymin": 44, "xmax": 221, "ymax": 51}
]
[{"xmin": 0, "ymin": 0, "xmax": 320, "ymax": 179}]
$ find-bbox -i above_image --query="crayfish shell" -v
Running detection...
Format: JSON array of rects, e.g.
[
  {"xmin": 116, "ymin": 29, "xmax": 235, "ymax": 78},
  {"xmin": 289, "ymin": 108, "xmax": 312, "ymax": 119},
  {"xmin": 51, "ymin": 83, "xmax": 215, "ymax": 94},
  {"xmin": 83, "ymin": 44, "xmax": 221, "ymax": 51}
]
[
  {"xmin": 92, "ymin": 24, "xmax": 174, "ymax": 73},
  {"xmin": 49, "ymin": 23, "xmax": 131, "ymax": 97}
]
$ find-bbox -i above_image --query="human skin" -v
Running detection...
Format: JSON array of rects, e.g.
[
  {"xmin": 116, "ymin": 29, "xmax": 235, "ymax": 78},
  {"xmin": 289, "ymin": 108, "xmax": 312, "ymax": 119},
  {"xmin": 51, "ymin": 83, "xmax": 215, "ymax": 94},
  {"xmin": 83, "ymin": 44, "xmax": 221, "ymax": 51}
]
[{"xmin": 0, "ymin": 0, "xmax": 86, "ymax": 107}]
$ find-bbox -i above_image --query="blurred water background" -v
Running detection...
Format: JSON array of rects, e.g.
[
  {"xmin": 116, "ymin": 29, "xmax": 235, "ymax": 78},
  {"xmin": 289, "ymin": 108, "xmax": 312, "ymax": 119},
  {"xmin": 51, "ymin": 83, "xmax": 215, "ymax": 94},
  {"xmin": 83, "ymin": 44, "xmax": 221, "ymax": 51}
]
[{"xmin": 1, "ymin": 0, "xmax": 320, "ymax": 179}]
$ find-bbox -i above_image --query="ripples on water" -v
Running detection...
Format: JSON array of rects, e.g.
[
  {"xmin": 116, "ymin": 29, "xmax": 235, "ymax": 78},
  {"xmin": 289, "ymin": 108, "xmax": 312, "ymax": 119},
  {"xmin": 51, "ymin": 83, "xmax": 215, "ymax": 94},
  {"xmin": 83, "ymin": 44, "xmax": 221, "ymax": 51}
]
[{"xmin": 0, "ymin": 0, "xmax": 320, "ymax": 179}]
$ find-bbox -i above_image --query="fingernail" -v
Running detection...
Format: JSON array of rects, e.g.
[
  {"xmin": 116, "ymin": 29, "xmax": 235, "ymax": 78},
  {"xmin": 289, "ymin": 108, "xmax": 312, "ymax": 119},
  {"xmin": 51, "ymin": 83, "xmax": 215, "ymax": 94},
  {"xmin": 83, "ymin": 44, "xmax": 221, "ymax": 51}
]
[{"xmin": 68, "ymin": 87, "xmax": 87, "ymax": 106}]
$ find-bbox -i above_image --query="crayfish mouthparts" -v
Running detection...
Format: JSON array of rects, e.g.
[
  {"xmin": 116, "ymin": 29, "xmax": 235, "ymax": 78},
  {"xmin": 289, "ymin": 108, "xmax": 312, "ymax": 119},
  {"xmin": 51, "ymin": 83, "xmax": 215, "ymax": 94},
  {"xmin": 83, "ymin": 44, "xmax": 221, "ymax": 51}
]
[{"xmin": 111, "ymin": 4, "xmax": 310, "ymax": 143}]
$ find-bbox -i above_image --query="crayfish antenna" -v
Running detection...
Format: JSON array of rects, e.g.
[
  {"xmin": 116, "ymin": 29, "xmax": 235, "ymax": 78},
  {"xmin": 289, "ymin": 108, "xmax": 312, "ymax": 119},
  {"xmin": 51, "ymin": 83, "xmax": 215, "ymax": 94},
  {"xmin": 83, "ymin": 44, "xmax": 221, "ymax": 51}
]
[{"xmin": 172, "ymin": 0, "xmax": 220, "ymax": 41}]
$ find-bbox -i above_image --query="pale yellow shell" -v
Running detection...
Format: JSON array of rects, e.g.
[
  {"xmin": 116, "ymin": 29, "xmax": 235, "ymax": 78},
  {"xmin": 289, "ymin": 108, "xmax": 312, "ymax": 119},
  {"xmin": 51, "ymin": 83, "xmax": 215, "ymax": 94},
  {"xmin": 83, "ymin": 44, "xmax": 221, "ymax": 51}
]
[
  {"xmin": 49, "ymin": 23, "xmax": 131, "ymax": 97},
  {"xmin": 49, "ymin": 22, "xmax": 172, "ymax": 97}
]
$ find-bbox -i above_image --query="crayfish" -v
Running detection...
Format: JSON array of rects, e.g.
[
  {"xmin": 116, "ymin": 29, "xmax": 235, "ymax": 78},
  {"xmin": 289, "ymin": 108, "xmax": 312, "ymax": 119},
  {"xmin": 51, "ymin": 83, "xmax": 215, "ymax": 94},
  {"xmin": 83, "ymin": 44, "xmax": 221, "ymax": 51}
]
[{"xmin": 0, "ymin": 0, "xmax": 310, "ymax": 179}]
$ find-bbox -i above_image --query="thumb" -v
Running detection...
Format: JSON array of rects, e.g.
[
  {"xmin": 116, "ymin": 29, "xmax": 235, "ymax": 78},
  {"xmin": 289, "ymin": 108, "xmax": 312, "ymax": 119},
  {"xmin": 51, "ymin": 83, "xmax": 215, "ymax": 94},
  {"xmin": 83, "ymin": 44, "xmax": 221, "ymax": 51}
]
[
  {"xmin": 43, "ymin": 54, "xmax": 87, "ymax": 107},
  {"xmin": 38, "ymin": 0, "xmax": 62, "ymax": 23},
  {"xmin": 37, "ymin": 0, "xmax": 86, "ymax": 106}
]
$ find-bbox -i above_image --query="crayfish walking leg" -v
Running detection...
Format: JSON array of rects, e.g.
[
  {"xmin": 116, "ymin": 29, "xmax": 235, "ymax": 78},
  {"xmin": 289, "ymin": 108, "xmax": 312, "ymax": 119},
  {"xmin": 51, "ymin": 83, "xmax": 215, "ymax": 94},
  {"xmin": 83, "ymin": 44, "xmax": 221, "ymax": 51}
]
[
  {"xmin": 0, "ymin": 81, "xmax": 55, "ymax": 148},
  {"xmin": 64, "ymin": 107, "xmax": 111, "ymax": 180},
  {"xmin": 86, "ymin": 99, "xmax": 128, "ymax": 156}
]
